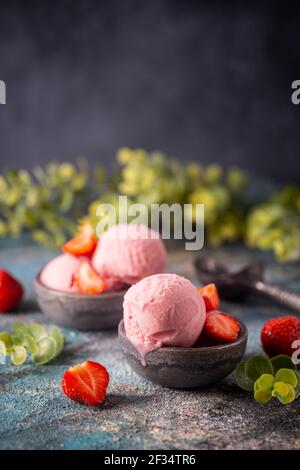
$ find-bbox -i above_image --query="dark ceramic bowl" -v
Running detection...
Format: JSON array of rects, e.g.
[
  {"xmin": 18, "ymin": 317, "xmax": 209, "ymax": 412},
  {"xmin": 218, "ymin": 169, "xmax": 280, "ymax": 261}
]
[
  {"xmin": 119, "ymin": 319, "xmax": 248, "ymax": 389},
  {"xmin": 34, "ymin": 275, "xmax": 126, "ymax": 331}
]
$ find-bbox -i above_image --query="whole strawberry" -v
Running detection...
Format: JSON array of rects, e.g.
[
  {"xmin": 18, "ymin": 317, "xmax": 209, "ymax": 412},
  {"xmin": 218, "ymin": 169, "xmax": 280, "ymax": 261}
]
[
  {"xmin": 0, "ymin": 269, "xmax": 23, "ymax": 313},
  {"xmin": 261, "ymin": 315, "xmax": 300, "ymax": 357}
]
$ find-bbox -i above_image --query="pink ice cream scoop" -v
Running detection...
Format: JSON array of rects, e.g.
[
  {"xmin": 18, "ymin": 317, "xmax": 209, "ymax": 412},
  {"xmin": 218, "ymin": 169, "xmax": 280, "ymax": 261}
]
[
  {"xmin": 92, "ymin": 224, "xmax": 166, "ymax": 290},
  {"xmin": 123, "ymin": 273, "xmax": 206, "ymax": 365},
  {"xmin": 40, "ymin": 254, "xmax": 81, "ymax": 292}
]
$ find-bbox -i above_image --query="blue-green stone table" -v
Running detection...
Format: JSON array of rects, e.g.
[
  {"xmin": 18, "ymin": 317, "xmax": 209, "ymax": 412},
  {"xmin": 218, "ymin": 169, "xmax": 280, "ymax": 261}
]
[{"xmin": 0, "ymin": 239, "xmax": 299, "ymax": 450}]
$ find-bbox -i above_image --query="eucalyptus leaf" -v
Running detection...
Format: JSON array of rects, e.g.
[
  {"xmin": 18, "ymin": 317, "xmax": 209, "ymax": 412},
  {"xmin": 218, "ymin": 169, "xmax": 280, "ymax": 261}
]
[
  {"xmin": 11, "ymin": 334, "xmax": 24, "ymax": 346},
  {"xmin": 271, "ymin": 355, "xmax": 296, "ymax": 374},
  {"xmin": 22, "ymin": 334, "xmax": 39, "ymax": 355},
  {"xmin": 0, "ymin": 322, "xmax": 65, "ymax": 366},
  {"xmin": 275, "ymin": 369, "xmax": 298, "ymax": 388},
  {"xmin": 0, "ymin": 340, "xmax": 7, "ymax": 356},
  {"xmin": 294, "ymin": 373, "xmax": 300, "ymax": 398},
  {"xmin": 28, "ymin": 323, "xmax": 48, "ymax": 342},
  {"xmin": 272, "ymin": 381, "xmax": 290, "ymax": 398},
  {"xmin": 254, "ymin": 374, "xmax": 274, "ymax": 392},
  {"xmin": 0, "ymin": 332, "xmax": 13, "ymax": 349},
  {"xmin": 245, "ymin": 355, "xmax": 273, "ymax": 382},
  {"xmin": 0, "ymin": 160, "xmax": 97, "ymax": 248},
  {"xmin": 235, "ymin": 360, "xmax": 254, "ymax": 391},
  {"xmin": 254, "ymin": 388, "xmax": 272, "ymax": 405},
  {"xmin": 11, "ymin": 346, "xmax": 27, "ymax": 366},
  {"xmin": 12, "ymin": 322, "xmax": 27, "ymax": 334},
  {"xmin": 273, "ymin": 382, "xmax": 296, "ymax": 405},
  {"xmin": 58, "ymin": 188, "xmax": 74, "ymax": 213},
  {"xmin": 50, "ymin": 326, "xmax": 64, "ymax": 357},
  {"xmin": 32, "ymin": 337, "xmax": 57, "ymax": 365}
]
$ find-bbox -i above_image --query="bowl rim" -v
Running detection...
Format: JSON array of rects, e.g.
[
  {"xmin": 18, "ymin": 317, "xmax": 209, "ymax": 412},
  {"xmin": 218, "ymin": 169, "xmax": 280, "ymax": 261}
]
[
  {"xmin": 34, "ymin": 273, "xmax": 128, "ymax": 300},
  {"xmin": 118, "ymin": 317, "xmax": 248, "ymax": 354}
]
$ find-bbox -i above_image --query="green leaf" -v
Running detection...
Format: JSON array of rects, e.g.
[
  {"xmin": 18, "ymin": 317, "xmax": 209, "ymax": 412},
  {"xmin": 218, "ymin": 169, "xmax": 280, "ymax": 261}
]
[
  {"xmin": 58, "ymin": 188, "xmax": 74, "ymax": 212},
  {"xmin": 0, "ymin": 332, "xmax": 13, "ymax": 350},
  {"xmin": 254, "ymin": 374, "xmax": 274, "ymax": 392},
  {"xmin": 235, "ymin": 360, "xmax": 255, "ymax": 391},
  {"xmin": 254, "ymin": 388, "xmax": 272, "ymax": 404},
  {"xmin": 32, "ymin": 337, "xmax": 57, "ymax": 365},
  {"xmin": 245, "ymin": 355, "xmax": 273, "ymax": 382},
  {"xmin": 11, "ymin": 334, "xmax": 24, "ymax": 346},
  {"xmin": 11, "ymin": 323, "xmax": 39, "ymax": 354},
  {"xmin": 1, "ymin": 322, "xmax": 64, "ymax": 365},
  {"xmin": 294, "ymin": 373, "xmax": 300, "ymax": 398},
  {"xmin": 22, "ymin": 334, "xmax": 39, "ymax": 355},
  {"xmin": 28, "ymin": 323, "xmax": 48, "ymax": 342},
  {"xmin": 275, "ymin": 369, "xmax": 298, "ymax": 388},
  {"xmin": 271, "ymin": 355, "xmax": 296, "ymax": 374},
  {"xmin": 0, "ymin": 340, "xmax": 7, "ymax": 356},
  {"xmin": 272, "ymin": 381, "xmax": 289, "ymax": 397},
  {"xmin": 50, "ymin": 326, "xmax": 64, "ymax": 357},
  {"xmin": 11, "ymin": 346, "xmax": 27, "ymax": 365},
  {"xmin": 273, "ymin": 382, "xmax": 296, "ymax": 405},
  {"xmin": 12, "ymin": 322, "xmax": 31, "ymax": 336}
]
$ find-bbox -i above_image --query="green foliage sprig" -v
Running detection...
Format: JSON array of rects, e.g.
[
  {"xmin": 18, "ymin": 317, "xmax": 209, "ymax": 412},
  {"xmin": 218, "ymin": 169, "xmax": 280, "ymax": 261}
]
[
  {"xmin": 235, "ymin": 354, "xmax": 300, "ymax": 405},
  {"xmin": 0, "ymin": 322, "xmax": 64, "ymax": 365},
  {"xmin": 0, "ymin": 160, "xmax": 105, "ymax": 247},
  {"xmin": 245, "ymin": 186, "xmax": 300, "ymax": 262},
  {"xmin": 2, "ymin": 148, "xmax": 300, "ymax": 263},
  {"xmin": 88, "ymin": 148, "xmax": 248, "ymax": 246}
]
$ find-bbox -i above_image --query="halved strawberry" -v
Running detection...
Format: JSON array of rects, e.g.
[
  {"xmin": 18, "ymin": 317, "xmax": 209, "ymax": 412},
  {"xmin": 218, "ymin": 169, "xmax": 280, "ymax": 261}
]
[
  {"xmin": 0, "ymin": 269, "xmax": 23, "ymax": 313},
  {"xmin": 62, "ymin": 360, "xmax": 109, "ymax": 406},
  {"xmin": 202, "ymin": 310, "xmax": 240, "ymax": 343},
  {"xmin": 199, "ymin": 283, "xmax": 220, "ymax": 312},
  {"xmin": 63, "ymin": 223, "xmax": 97, "ymax": 257},
  {"xmin": 73, "ymin": 262, "xmax": 107, "ymax": 295}
]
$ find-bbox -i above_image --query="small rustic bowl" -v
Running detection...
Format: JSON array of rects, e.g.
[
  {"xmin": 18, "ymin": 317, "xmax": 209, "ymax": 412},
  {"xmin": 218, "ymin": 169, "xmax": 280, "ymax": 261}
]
[
  {"xmin": 34, "ymin": 275, "xmax": 126, "ymax": 331},
  {"xmin": 118, "ymin": 319, "xmax": 248, "ymax": 389}
]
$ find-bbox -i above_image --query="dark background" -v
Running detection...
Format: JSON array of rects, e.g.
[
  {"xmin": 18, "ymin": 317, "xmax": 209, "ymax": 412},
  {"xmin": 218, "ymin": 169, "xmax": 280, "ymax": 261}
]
[{"xmin": 0, "ymin": 0, "xmax": 299, "ymax": 182}]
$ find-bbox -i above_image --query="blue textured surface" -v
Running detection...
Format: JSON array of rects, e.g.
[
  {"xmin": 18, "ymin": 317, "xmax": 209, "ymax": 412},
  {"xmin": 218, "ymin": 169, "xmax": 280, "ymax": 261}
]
[{"xmin": 0, "ymin": 239, "xmax": 300, "ymax": 450}]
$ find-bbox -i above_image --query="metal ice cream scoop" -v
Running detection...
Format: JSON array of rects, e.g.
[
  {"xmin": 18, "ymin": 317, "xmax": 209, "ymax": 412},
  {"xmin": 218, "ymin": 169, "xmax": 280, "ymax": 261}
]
[{"xmin": 194, "ymin": 256, "xmax": 300, "ymax": 312}]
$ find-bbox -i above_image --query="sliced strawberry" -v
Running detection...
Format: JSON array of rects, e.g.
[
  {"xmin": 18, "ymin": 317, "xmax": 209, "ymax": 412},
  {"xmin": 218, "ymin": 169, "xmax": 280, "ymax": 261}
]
[
  {"xmin": 0, "ymin": 269, "xmax": 23, "ymax": 313},
  {"xmin": 202, "ymin": 310, "xmax": 240, "ymax": 343},
  {"xmin": 63, "ymin": 223, "xmax": 97, "ymax": 257},
  {"xmin": 62, "ymin": 360, "xmax": 109, "ymax": 406},
  {"xmin": 73, "ymin": 262, "xmax": 107, "ymax": 295},
  {"xmin": 199, "ymin": 283, "xmax": 220, "ymax": 312}
]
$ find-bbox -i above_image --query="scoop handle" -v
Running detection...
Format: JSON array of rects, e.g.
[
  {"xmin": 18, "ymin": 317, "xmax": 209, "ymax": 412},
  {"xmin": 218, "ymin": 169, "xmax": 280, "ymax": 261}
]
[{"xmin": 252, "ymin": 281, "xmax": 300, "ymax": 312}]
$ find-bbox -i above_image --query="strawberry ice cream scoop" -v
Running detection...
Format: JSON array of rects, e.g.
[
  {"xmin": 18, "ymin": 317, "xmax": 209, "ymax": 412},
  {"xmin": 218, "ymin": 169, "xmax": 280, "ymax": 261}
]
[
  {"xmin": 40, "ymin": 254, "xmax": 81, "ymax": 292},
  {"xmin": 92, "ymin": 224, "xmax": 166, "ymax": 289},
  {"xmin": 123, "ymin": 273, "xmax": 206, "ymax": 365}
]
